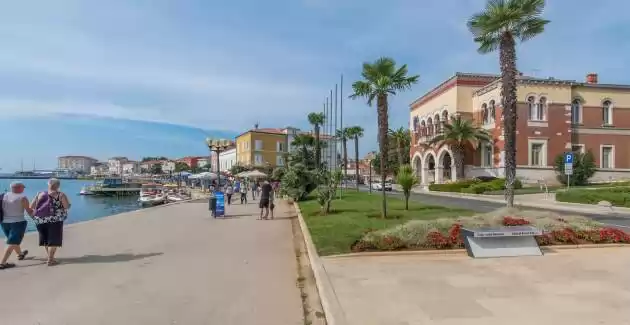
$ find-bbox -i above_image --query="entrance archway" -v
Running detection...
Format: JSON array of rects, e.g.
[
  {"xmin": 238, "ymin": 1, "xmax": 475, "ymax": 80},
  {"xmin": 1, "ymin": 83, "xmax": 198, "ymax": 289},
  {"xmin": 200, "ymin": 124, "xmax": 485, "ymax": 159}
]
[
  {"xmin": 437, "ymin": 148, "xmax": 456, "ymax": 183},
  {"xmin": 424, "ymin": 153, "xmax": 436, "ymax": 184},
  {"xmin": 412, "ymin": 154, "xmax": 423, "ymax": 184}
]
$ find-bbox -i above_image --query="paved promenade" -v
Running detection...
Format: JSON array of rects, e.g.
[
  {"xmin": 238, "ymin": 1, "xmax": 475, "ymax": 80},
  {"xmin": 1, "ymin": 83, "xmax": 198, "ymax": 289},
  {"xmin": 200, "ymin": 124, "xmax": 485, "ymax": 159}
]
[{"xmin": 0, "ymin": 200, "xmax": 303, "ymax": 325}]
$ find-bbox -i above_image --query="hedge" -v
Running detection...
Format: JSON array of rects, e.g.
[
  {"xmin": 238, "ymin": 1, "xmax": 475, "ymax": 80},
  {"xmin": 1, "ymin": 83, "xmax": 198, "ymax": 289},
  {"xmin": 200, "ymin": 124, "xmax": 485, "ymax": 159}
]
[
  {"xmin": 429, "ymin": 178, "xmax": 522, "ymax": 194},
  {"xmin": 556, "ymin": 187, "xmax": 630, "ymax": 207}
]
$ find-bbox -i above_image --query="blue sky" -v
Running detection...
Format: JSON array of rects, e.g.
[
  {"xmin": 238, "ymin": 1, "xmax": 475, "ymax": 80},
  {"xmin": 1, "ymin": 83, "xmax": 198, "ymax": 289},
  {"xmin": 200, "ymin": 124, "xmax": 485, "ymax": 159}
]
[{"xmin": 0, "ymin": 0, "xmax": 628, "ymax": 171}]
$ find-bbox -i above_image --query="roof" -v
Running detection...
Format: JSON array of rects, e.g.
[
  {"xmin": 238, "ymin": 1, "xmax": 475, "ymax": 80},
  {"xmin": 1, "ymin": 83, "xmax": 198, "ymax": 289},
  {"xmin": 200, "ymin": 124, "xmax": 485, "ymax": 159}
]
[
  {"xmin": 58, "ymin": 155, "xmax": 98, "ymax": 160},
  {"xmin": 409, "ymin": 72, "xmax": 499, "ymax": 109},
  {"xmin": 236, "ymin": 128, "xmax": 287, "ymax": 138},
  {"xmin": 474, "ymin": 74, "xmax": 630, "ymax": 97}
]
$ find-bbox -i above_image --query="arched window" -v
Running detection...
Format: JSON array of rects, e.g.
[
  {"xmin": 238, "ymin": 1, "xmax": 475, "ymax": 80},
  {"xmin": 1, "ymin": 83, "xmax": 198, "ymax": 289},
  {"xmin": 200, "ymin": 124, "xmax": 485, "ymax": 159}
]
[
  {"xmin": 527, "ymin": 96, "xmax": 536, "ymax": 120},
  {"xmin": 413, "ymin": 116, "xmax": 419, "ymax": 131},
  {"xmin": 427, "ymin": 117, "xmax": 433, "ymax": 135},
  {"xmin": 420, "ymin": 120, "xmax": 426, "ymax": 136},
  {"xmin": 481, "ymin": 103, "xmax": 490, "ymax": 124},
  {"xmin": 571, "ymin": 99, "xmax": 581, "ymax": 124},
  {"xmin": 603, "ymin": 100, "xmax": 613, "ymax": 125},
  {"xmin": 434, "ymin": 114, "xmax": 441, "ymax": 133},
  {"xmin": 489, "ymin": 100, "xmax": 496, "ymax": 122},
  {"xmin": 535, "ymin": 97, "xmax": 547, "ymax": 121},
  {"xmin": 442, "ymin": 110, "xmax": 449, "ymax": 122}
]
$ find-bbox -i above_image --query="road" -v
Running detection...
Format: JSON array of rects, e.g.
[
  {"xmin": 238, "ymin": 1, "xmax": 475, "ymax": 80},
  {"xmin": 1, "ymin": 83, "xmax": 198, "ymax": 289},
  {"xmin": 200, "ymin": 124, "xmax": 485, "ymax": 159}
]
[{"xmin": 353, "ymin": 185, "xmax": 630, "ymax": 229}]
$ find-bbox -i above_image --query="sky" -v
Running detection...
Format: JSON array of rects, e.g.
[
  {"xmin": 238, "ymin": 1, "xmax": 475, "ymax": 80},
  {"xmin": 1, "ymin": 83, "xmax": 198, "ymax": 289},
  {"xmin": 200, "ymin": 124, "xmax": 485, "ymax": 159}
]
[{"xmin": 0, "ymin": 0, "xmax": 628, "ymax": 171}]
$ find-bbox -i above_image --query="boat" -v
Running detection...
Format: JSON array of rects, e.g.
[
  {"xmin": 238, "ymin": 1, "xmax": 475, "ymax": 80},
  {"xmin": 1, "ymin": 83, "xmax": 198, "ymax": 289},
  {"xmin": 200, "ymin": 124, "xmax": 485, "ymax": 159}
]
[
  {"xmin": 79, "ymin": 186, "xmax": 95, "ymax": 195},
  {"xmin": 83, "ymin": 178, "xmax": 144, "ymax": 196},
  {"xmin": 166, "ymin": 194, "xmax": 188, "ymax": 203},
  {"xmin": 139, "ymin": 194, "xmax": 166, "ymax": 207}
]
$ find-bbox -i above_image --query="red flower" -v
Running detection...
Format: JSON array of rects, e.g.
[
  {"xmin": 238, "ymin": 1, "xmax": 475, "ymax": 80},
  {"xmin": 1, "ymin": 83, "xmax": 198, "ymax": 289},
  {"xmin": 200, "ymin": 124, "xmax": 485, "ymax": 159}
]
[{"xmin": 503, "ymin": 216, "xmax": 530, "ymax": 226}]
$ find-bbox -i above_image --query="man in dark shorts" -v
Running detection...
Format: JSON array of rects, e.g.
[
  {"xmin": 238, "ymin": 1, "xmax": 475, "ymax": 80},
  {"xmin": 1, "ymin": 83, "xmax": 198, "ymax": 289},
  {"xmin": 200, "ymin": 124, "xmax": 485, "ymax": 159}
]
[{"xmin": 258, "ymin": 180, "xmax": 273, "ymax": 220}]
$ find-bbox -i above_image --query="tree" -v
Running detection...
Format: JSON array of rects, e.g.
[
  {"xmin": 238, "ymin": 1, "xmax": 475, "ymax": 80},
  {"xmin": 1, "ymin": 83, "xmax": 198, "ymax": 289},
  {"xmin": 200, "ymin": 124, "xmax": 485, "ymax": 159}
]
[
  {"xmin": 291, "ymin": 134, "xmax": 316, "ymax": 169},
  {"xmin": 150, "ymin": 163, "xmax": 163, "ymax": 175},
  {"xmin": 308, "ymin": 112, "xmax": 326, "ymax": 168},
  {"xmin": 554, "ymin": 151, "xmax": 596, "ymax": 186},
  {"xmin": 142, "ymin": 156, "xmax": 167, "ymax": 162},
  {"xmin": 468, "ymin": 0, "xmax": 550, "ymax": 207},
  {"xmin": 396, "ymin": 164, "xmax": 418, "ymax": 210},
  {"xmin": 230, "ymin": 164, "xmax": 249, "ymax": 176},
  {"xmin": 428, "ymin": 116, "xmax": 491, "ymax": 179},
  {"xmin": 350, "ymin": 57, "xmax": 419, "ymax": 218},
  {"xmin": 345, "ymin": 126, "xmax": 364, "ymax": 190},
  {"xmin": 271, "ymin": 167, "xmax": 286, "ymax": 181},
  {"xmin": 388, "ymin": 127, "xmax": 411, "ymax": 171},
  {"xmin": 336, "ymin": 128, "xmax": 350, "ymax": 178},
  {"xmin": 174, "ymin": 162, "xmax": 190, "ymax": 172}
]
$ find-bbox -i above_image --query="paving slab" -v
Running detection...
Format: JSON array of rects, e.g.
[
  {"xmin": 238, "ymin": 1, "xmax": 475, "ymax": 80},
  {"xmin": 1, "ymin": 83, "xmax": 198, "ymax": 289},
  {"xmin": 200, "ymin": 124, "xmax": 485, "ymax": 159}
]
[
  {"xmin": 322, "ymin": 248, "xmax": 630, "ymax": 325},
  {"xmin": 0, "ymin": 201, "xmax": 303, "ymax": 325}
]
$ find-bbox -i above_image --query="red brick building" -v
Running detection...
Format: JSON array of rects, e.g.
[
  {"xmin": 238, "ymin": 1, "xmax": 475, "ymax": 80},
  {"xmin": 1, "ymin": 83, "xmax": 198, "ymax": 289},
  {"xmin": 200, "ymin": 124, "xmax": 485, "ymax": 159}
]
[{"xmin": 410, "ymin": 72, "xmax": 630, "ymax": 185}]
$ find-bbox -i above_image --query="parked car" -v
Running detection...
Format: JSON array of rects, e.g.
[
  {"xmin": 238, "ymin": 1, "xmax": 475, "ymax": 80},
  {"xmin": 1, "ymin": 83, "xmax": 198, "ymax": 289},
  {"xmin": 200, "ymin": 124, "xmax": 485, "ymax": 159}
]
[{"xmin": 371, "ymin": 182, "xmax": 393, "ymax": 191}]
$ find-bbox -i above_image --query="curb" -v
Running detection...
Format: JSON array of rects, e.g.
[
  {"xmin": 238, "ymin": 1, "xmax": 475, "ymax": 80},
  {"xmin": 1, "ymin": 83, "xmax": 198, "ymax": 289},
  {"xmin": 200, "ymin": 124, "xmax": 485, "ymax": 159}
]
[{"xmin": 294, "ymin": 202, "xmax": 348, "ymax": 325}]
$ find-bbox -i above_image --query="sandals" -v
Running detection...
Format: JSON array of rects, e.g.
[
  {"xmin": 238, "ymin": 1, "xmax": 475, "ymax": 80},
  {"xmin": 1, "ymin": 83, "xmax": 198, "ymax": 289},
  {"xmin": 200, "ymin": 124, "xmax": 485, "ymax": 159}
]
[
  {"xmin": 0, "ymin": 263, "xmax": 16, "ymax": 270},
  {"xmin": 47, "ymin": 260, "xmax": 59, "ymax": 266},
  {"xmin": 18, "ymin": 250, "xmax": 29, "ymax": 261}
]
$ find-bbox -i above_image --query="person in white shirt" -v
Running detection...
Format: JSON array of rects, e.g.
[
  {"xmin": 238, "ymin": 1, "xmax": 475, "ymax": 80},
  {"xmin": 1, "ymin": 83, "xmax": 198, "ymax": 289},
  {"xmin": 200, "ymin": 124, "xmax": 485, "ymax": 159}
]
[{"xmin": 1, "ymin": 181, "xmax": 34, "ymax": 269}]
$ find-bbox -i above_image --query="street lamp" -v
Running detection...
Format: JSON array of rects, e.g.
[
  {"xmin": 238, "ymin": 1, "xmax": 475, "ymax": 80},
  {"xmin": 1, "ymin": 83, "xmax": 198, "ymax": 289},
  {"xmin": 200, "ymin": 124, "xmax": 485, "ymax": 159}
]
[{"xmin": 206, "ymin": 138, "xmax": 233, "ymax": 182}]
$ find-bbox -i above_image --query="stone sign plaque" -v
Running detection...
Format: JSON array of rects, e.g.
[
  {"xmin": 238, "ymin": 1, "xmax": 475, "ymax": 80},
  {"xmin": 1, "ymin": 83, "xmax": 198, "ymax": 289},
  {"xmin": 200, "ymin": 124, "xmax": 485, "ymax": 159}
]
[{"xmin": 461, "ymin": 226, "xmax": 543, "ymax": 258}]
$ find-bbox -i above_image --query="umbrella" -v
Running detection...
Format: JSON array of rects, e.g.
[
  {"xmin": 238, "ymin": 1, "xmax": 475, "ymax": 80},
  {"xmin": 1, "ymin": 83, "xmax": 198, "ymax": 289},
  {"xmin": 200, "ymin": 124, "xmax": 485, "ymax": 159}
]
[
  {"xmin": 178, "ymin": 171, "xmax": 192, "ymax": 176},
  {"xmin": 197, "ymin": 172, "xmax": 219, "ymax": 180},
  {"xmin": 236, "ymin": 171, "xmax": 251, "ymax": 177},
  {"xmin": 245, "ymin": 170, "xmax": 267, "ymax": 178}
]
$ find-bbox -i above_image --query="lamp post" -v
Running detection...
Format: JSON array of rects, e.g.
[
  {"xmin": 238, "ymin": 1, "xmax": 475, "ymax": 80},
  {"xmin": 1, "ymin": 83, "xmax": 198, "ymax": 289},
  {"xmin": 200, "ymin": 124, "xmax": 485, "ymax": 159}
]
[{"xmin": 206, "ymin": 138, "xmax": 233, "ymax": 184}]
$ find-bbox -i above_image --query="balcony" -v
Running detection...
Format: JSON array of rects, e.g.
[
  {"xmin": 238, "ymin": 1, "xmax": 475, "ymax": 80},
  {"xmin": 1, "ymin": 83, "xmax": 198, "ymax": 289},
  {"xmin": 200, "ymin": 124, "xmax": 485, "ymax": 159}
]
[{"xmin": 413, "ymin": 125, "xmax": 444, "ymax": 146}]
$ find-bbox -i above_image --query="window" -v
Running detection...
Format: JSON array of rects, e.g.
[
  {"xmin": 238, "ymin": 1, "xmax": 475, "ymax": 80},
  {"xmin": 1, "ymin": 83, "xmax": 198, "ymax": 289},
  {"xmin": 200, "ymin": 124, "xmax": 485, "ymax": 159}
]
[
  {"xmin": 276, "ymin": 141, "xmax": 284, "ymax": 152},
  {"xmin": 482, "ymin": 103, "xmax": 489, "ymax": 124},
  {"xmin": 527, "ymin": 96, "xmax": 536, "ymax": 120},
  {"xmin": 254, "ymin": 154, "xmax": 263, "ymax": 165},
  {"xmin": 255, "ymin": 140, "xmax": 263, "ymax": 150},
  {"xmin": 481, "ymin": 142, "xmax": 493, "ymax": 167},
  {"xmin": 245, "ymin": 141, "xmax": 249, "ymax": 150},
  {"xmin": 536, "ymin": 97, "xmax": 547, "ymax": 121},
  {"xmin": 489, "ymin": 100, "xmax": 496, "ymax": 123},
  {"xmin": 571, "ymin": 145, "xmax": 585, "ymax": 154},
  {"xmin": 603, "ymin": 100, "xmax": 613, "ymax": 125},
  {"xmin": 528, "ymin": 139, "xmax": 547, "ymax": 166},
  {"xmin": 276, "ymin": 155, "xmax": 284, "ymax": 166},
  {"xmin": 571, "ymin": 99, "xmax": 582, "ymax": 124},
  {"xmin": 601, "ymin": 146, "xmax": 614, "ymax": 169}
]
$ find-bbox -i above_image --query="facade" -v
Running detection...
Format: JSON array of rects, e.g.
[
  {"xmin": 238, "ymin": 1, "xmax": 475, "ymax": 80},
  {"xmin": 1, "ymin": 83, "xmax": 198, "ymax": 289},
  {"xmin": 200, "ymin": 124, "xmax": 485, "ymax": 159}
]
[
  {"xmin": 140, "ymin": 160, "xmax": 162, "ymax": 174},
  {"xmin": 410, "ymin": 72, "xmax": 630, "ymax": 185},
  {"xmin": 177, "ymin": 156, "xmax": 201, "ymax": 168},
  {"xmin": 122, "ymin": 161, "xmax": 140, "ymax": 175},
  {"xmin": 161, "ymin": 161, "xmax": 176, "ymax": 173},
  {"xmin": 57, "ymin": 155, "xmax": 98, "ymax": 174},
  {"xmin": 236, "ymin": 128, "xmax": 288, "ymax": 168},
  {"xmin": 196, "ymin": 157, "xmax": 211, "ymax": 169},
  {"xmin": 107, "ymin": 157, "xmax": 129, "ymax": 176},
  {"xmin": 218, "ymin": 148, "xmax": 237, "ymax": 172},
  {"xmin": 90, "ymin": 163, "xmax": 108, "ymax": 176}
]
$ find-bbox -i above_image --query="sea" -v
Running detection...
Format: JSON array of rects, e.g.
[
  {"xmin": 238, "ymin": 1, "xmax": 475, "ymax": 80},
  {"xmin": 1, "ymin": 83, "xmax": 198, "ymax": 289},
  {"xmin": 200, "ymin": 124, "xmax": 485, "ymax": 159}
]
[{"xmin": 0, "ymin": 179, "xmax": 142, "ymax": 236}]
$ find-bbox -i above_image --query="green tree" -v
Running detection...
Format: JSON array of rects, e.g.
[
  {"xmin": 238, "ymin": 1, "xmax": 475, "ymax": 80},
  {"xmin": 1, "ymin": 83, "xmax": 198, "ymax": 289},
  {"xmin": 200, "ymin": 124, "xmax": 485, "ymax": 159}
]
[
  {"xmin": 350, "ymin": 57, "xmax": 419, "ymax": 218},
  {"xmin": 230, "ymin": 164, "xmax": 249, "ymax": 176},
  {"xmin": 308, "ymin": 112, "xmax": 325, "ymax": 168},
  {"xmin": 174, "ymin": 162, "xmax": 190, "ymax": 172},
  {"xmin": 554, "ymin": 151, "xmax": 596, "ymax": 186},
  {"xmin": 142, "ymin": 156, "xmax": 168, "ymax": 162},
  {"xmin": 271, "ymin": 167, "xmax": 286, "ymax": 181},
  {"xmin": 345, "ymin": 126, "xmax": 364, "ymax": 190},
  {"xmin": 388, "ymin": 127, "xmax": 411, "ymax": 171},
  {"xmin": 150, "ymin": 163, "xmax": 163, "ymax": 175},
  {"xmin": 336, "ymin": 128, "xmax": 350, "ymax": 179},
  {"xmin": 291, "ymin": 134, "xmax": 316, "ymax": 169},
  {"xmin": 428, "ymin": 116, "xmax": 491, "ymax": 179},
  {"xmin": 396, "ymin": 164, "xmax": 418, "ymax": 210},
  {"xmin": 468, "ymin": 0, "xmax": 550, "ymax": 207}
]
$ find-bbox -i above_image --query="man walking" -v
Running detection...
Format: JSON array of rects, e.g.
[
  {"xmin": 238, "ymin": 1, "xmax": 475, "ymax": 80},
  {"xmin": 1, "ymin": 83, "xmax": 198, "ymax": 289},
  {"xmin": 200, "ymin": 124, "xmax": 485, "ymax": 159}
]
[
  {"xmin": 1, "ymin": 181, "xmax": 33, "ymax": 269},
  {"xmin": 251, "ymin": 181, "xmax": 257, "ymax": 201},
  {"xmin": 258, "ymin": 180, "xmax": 273, "ymax": 220}
]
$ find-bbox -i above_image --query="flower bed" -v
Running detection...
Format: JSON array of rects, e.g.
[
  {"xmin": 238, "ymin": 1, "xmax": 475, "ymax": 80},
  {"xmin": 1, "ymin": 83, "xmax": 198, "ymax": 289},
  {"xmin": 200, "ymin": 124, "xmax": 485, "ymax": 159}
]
[{"xmin": 351, "ymin": 208, "xmax": 630, "ymax": 252}]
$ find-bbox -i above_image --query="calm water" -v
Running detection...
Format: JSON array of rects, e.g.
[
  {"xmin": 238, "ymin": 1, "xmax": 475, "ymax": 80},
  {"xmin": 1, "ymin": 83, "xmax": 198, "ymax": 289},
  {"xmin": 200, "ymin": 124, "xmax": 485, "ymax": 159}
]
[{"xmin": 0, "ymin": 179, "xmax": 142, "ymax": 235}]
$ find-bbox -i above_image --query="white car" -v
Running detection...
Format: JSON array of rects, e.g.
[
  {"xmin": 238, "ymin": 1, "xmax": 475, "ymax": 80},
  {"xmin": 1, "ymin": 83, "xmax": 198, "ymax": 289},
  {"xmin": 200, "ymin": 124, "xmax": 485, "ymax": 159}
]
[{"xmin": 371, "ymin": 182, "xmax": 392, "ymax": 191}]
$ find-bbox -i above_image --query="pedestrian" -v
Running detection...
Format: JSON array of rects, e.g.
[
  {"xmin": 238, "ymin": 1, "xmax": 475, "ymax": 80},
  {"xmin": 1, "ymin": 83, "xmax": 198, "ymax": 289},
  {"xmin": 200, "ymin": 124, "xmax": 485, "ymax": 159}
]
[
  {"xmin": 225, "ymin": 183, "xmax": 233, "ymax": 205},
  {"xmin": 258, "ymin": 180, "xmax": 273, "ymax": 220},
  {"xmin": 251, "ymin": 181, "xmax": 257, "ymax": 200},
  {"xmin": 240, "ymin": 184, "xmax": 248, "ymax": 204},
  {"xmin": 0, "ymin": 181, "xmax": 33, "ymax": 269},
  {"xmin": 269, "ymin": 190, "xmax": 275, "ymax": 220},
  {"xmin": 31, "ymin": 178, "xmax": 70, "ymax": 266}
]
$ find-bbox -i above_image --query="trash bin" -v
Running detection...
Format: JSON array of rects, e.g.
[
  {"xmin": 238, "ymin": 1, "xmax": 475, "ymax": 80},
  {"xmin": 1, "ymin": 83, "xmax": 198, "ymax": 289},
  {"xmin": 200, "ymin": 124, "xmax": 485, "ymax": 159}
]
[{"xmin": 209, "ymin": 196, "xmax": 217, "ymax": 217}]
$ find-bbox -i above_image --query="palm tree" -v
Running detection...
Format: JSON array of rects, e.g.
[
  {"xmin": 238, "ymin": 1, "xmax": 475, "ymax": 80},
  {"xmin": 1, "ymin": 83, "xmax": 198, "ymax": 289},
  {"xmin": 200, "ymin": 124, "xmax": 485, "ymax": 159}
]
[
  {"xmin": 350, "ymin": 57, "xmax": 419, "ymax": 218},
  {"xmin": 388, "ymin": 127, "xmax": 411, "ymax": 171},
  {"xmin": 336, "ymin": 128, "xmax": 350, "ymax": 178},
  {"xmin": 346, "ymin": 126, "xmax": 364, "ymax": 190},
  {"xmin": 308, "ymin": 112, "xmax": 326, "ymax": 168},
  {"xmin": 428, "ymin": 116, "xmax": 491, "ymax": 179},
  {"xmin": 396, "ymin": 164, "xmax": 418, "ymax": 210},
  {"xmin": 468, "ymin": 0, "xmax": 549, "ymax": 207}
]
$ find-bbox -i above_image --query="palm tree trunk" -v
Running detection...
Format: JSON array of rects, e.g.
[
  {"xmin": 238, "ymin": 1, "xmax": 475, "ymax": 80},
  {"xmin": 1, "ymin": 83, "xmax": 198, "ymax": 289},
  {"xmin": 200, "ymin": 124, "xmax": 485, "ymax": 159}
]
[
  {"xmin": 397, "ymin": 140, "xmax": 404, "ymax": 171},
  {"xmin": 354, "ymin": 136, "xmax": 359, "ymax": 190},
  {"xmin": 342, "ymin": 138, "xmax": 348, "ymax": 178},
  {"xmin": 500, "ymin": 34, "xmax": 518, "ymax": 208},
  {"xmin": 315, "ymin": 126, "xmax": 321, "ymax": 168},
  {"xmin": 404, "ymin": 192, "xmax": 409, "ymax": 210},
  {"xmin": 454, "ymin": 145, "xmax": 465, "ymax": 179},
  {"xmin": 377, "ymin": 95, "xmax": 389, "ymax": 218}
]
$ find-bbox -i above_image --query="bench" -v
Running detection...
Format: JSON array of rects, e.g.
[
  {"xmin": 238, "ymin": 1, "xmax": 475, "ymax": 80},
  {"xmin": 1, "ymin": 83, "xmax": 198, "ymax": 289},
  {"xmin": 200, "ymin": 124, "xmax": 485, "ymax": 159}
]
[{"xmin": 461, "ymin": 226, "xmax": 544, "ymax": 258}]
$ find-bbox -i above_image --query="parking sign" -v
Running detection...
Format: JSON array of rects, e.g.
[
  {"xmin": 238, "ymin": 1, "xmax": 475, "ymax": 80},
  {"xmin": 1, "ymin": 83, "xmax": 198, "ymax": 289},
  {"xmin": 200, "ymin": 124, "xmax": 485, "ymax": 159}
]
[{"xmin": 565, "ymin": 152, "xmax": 573, "ymax": 164}]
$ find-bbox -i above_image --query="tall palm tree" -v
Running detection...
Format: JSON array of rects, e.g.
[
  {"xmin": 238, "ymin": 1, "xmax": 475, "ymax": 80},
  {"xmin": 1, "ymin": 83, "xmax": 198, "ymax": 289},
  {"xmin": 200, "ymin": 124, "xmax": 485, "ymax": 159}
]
[
  {"xmin": 346, "ymin": 126, "xmax": 364, "ymax": 190},
  {"xmin": 428, "ymin": 116, "xmax": 491, "ymax": 179},
  {"xmin": 468, "ymin": 0, "xmax": 549, "ymax": 207},
  {"xmin": 307, "ymin": 112, "xmax": 326, "ymax": 168},
  {"xmin": 336, "ymin": 128, "xmax": 350, "ymax": 178},
  {"xmin": 388, "ymin": 127, "xmax": 411, "ymax": 170},
  {"xmin": 350, "ymin": 57, "xmax": 419, "ymax": 218}
]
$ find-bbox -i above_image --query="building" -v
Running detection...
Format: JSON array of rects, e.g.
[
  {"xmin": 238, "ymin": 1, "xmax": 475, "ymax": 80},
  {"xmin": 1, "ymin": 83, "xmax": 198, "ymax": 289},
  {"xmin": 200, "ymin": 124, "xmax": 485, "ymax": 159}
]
[
  {"xmin": 217, "ymin": 148, "xmax": 237, "ymax": 172},
  {"xmin": 161, "ymin": 161, "xmax": 176, "ymax": 173},
  {"xmin": 107, "ymin": 157, "xmax": 129, "ymax": 176},
  {"xmin": 177, "ymin": 156, "xmax": 201, "ymax": 169},
  {"xmin": 122, "ymin": 161, "xmax": 140, "ymax": 175},
  {"xmin": 410, "ymin": 72, "xmax": 630, "ymax": 185},
  {"xmin": 196, "ymin": 157, "xmax": 211, "ymax": 170},
  {"xmin": 90, "ymin": 163, "xmax": 108, "ymax": 177},
  {"xmin": 236, "ymin": 128, "xmax": 288, "ymax": 168},
  {"xmin": 57, "ymin": 156, "xmax": 98, "ymax": 174}
]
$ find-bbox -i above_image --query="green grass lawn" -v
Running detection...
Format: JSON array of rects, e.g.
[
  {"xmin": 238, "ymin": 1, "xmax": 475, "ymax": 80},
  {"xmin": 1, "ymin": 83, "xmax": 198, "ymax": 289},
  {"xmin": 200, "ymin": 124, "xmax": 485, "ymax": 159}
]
[
  {"xmin": 483, "ymin": 181, "xmax": 630, "ymax": 195},
  {"xmin": 298, "ymin": 191, "xmax": 472, "ymax": 256}
]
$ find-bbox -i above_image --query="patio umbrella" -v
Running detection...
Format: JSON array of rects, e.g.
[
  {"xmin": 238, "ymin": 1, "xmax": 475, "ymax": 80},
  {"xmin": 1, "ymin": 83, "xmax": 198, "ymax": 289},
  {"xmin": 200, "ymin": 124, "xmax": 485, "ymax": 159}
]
[
  {"xmin": 245, "ymin": 170, "xmax": 267, "ymax": 179},
  {"xmin": 236, "ymin": 171, "xmax": 251, "ymax": 177}
]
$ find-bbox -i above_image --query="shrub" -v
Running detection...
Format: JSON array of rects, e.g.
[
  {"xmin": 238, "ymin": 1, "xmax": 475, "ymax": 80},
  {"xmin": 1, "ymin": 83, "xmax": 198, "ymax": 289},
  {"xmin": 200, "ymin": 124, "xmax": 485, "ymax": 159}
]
[
  {"xmin": 556, "ymin": 187, "xmax": 630, "ymax": 207},
  {"xmin": 554, "ymin": 150, "xmax": 596, "ymax": 186}
]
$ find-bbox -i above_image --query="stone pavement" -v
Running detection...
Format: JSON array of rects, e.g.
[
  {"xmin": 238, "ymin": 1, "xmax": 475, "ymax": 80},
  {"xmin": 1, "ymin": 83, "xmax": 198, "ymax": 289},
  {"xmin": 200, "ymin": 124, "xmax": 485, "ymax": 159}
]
[
  {"xmin": 322, "ymin": 247, "xmax": 630, "ymax": 325},
  {"xmin": 0, "ymin": 200, "xmax": 303, "ymax": 325}
]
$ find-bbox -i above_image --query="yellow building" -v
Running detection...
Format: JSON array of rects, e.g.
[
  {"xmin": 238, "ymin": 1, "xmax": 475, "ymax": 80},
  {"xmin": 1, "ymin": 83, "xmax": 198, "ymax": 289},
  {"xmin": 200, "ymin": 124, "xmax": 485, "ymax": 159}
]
[{"xmin": 235, "ymin": 128, "xmax": 289, "ymax": 168}]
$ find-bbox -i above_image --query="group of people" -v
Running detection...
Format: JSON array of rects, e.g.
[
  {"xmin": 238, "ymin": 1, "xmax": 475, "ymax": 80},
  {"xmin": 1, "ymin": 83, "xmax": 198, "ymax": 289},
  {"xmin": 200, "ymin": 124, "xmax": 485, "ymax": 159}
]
[
  {"xmin": 0, "ymin": 178, "xmax": 70, "ymax": 269},
  {"xmin": 211, "ymin": 178, "xmax": 278, "ymax": 220}
]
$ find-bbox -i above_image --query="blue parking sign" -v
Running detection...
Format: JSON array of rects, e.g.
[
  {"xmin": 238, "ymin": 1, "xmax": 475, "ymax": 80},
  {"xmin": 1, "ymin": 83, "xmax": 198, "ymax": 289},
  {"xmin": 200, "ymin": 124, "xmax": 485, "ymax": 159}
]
[{"xmin": 565, "ymin": 152, "xmax": 573, "ymax": 164}]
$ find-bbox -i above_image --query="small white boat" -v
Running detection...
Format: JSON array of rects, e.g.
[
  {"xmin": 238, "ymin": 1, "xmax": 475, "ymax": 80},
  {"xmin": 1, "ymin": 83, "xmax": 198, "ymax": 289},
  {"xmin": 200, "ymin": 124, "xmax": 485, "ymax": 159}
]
[
  {"xmin": 139, "ymin": 194, "xmax": 166, "ymax": 207},
  {"xmin": 166, "ymin": 194, "xmax": 186, "ymax": 203},
  {"xmin": 79, "ymin": 187, "xmax": 95, "ymax": 195}
]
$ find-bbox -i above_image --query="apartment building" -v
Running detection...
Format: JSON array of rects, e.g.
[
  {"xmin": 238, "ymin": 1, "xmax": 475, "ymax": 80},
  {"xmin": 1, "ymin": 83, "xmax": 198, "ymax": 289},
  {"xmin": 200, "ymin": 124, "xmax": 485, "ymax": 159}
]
[
  {"xmin": 90, "ymin": 163, "xmax": 108, "ymax": 176},
  {"xmin": 107, "ymin": 157, "xmax": 129, "ymax": 176},
  {"xmin": 122, "ymin": 161, "xmax": 140, "ymax": 175},
  {"xmin": 58, "ymin": 155, "xmax": 98, "ymax": 174},
  {"xmin": 236, "ymin": 128, "xmax": 288, "ymax": 168},
  {"xmin": 410, "ymin": 72, "xmax": 630, "ymax": 185}
]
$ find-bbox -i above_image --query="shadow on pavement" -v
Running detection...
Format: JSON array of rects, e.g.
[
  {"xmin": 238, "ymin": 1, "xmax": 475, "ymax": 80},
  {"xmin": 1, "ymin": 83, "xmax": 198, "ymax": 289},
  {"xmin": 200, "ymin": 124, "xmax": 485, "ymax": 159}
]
[{"xmin": 55, "ymin": 252, "xmax": 164, "ymax": 265}]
